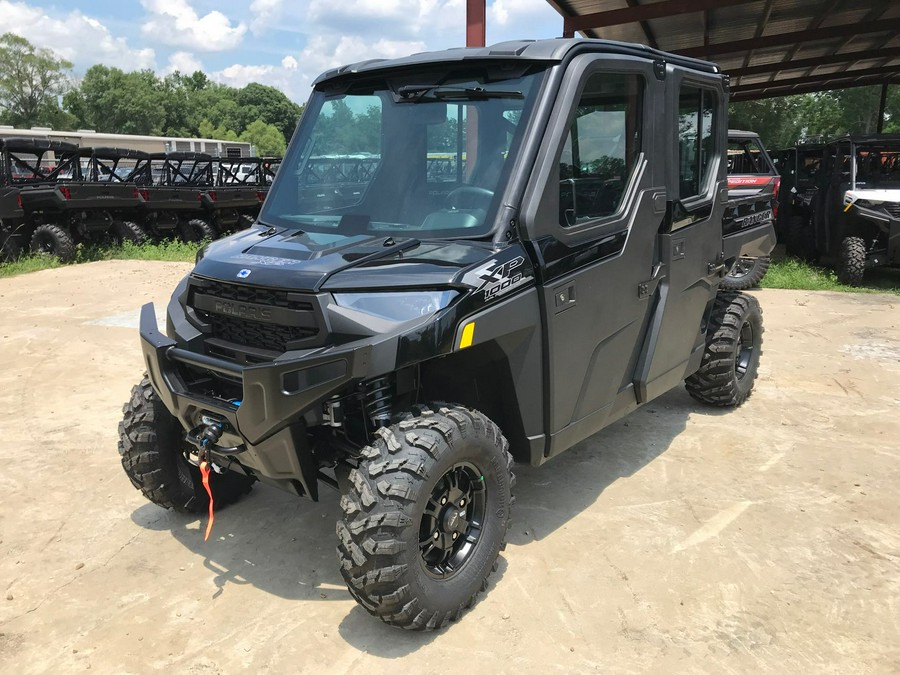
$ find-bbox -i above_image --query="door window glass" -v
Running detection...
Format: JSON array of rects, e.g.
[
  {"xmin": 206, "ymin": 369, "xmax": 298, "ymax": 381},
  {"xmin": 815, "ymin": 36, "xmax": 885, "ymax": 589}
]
[
  {"xmin": 559, "ymin": 72, "xmax": 643, "ymax": 227},
  {"xmin": 678, "ymin": 86, "xmax": 716, "ymax": 198}
]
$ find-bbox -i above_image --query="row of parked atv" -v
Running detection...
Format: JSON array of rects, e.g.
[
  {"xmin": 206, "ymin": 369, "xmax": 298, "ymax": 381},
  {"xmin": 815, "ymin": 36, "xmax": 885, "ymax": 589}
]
[
  {"xmin": 0, "ymin": 137, "xmax": 281, "ymax": 262},
  {"xmin": 724, "ymin": 131, "xmax": 900, "ymax": 288}
]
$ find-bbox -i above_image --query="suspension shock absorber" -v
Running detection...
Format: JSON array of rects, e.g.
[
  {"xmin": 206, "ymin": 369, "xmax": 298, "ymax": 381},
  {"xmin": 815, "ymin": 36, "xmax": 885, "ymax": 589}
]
[{"xmin": 364, "ymin": 376, "xmax": 393, "ymax": 428}]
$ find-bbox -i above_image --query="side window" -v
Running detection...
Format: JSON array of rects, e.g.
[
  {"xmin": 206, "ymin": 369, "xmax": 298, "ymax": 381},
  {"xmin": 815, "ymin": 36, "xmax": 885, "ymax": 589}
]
[
  {"xmin": 678, "ymin": 86, "xmax": 716, "ymax": 199},
  {"xmin": 559, "ymin": 72, "xmax": 643, "ymax": 227},
  {"xmin": 727, "ymin": 139, "xmax": 767, "ymax": 175}
]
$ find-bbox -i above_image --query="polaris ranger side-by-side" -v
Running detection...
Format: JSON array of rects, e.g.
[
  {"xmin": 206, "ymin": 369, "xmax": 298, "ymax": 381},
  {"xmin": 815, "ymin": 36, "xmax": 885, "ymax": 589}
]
[
  {"xmin": 721, "ymin": 129, "xmax": 778, "ymax": 290},
  {"xmin": 810, "ymin": 135, "xmax": 900, "ymax": 285},
  {"xmin": 773, "ymin": 142, "xmax": 823, "ymax": 261},
  {"xmin": 119, "ymin": 39, "xmax": 774, "ymax": 630},
  {"xmin": 0, "ymin": 139, "xmax": 25, "ymax": 260},
  {"xmin": 7, "ymin": 139, "xmax": 148, "ymax": 261}
]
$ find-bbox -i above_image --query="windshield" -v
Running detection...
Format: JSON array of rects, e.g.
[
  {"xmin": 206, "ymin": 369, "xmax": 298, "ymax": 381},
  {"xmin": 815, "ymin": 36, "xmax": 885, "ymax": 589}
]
[
  {"xmin": 854, "ymin": 144, "xmax": 900, "ymax": 189},
  {"xmin": 261, "ymin": 67, "xmax": 546, "ymax": 238}
]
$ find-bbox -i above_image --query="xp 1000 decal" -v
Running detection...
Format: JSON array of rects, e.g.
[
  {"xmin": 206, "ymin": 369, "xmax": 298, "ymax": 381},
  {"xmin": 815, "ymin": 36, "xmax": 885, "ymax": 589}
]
[{"xmin": 461, "ymin": 254, "xmax": 531, "ymax": 303}]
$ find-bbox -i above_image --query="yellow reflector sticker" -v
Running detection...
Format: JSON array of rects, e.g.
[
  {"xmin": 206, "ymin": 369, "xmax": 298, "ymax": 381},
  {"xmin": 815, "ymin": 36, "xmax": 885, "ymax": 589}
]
[
  {"xmin": 459, "ymin": 322, "xmax": 475, "ymax": 349},
  {"xmin": 844, "ymin": 202, "xmax": 853, "ymax": 212}
]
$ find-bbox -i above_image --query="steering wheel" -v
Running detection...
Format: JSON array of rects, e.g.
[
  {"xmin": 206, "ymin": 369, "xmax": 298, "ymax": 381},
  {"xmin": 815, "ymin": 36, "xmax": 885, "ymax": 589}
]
[{"xmin": 447, "ymin": 186, "xmax": 494, "ymax": 211}]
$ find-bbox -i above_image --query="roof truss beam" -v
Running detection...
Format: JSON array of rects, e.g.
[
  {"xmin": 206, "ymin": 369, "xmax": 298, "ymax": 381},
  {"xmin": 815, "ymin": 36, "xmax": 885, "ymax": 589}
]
[
  {"xmin": 731, "ymin": 65, "xmax": 900, "ymax": 94},
  {"xmin": 679, "ymin": 17, "xmax": 900, "ymax": 58},
  {"xmin": 729, "ymin": 46, "xmax": 900, "ymax": 78},
  {"xmin": 563, "ymin": 0, "xmax": 755, "ymax": 35}
]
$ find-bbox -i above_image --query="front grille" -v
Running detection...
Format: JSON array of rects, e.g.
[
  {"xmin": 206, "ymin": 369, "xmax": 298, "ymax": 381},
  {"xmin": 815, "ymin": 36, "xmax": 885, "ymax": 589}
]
[
  {"xmin": 207, "ymin": 314, "xmax": 317, "ymax": 353},
  {"xmin": 188, "ymin": 277, "xmax": 324, "ymax": 359}
]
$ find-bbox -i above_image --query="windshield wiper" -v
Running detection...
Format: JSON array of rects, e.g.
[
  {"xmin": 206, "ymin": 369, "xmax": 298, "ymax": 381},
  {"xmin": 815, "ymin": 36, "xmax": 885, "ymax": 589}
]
[{"xmin": 396, "ymin": 85, "xmax": 522, "ymax": 102}]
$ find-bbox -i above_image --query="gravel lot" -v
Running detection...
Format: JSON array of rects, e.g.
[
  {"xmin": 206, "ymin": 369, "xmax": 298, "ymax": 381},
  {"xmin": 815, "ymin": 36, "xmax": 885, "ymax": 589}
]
[{"xmin": 1, "ymin": 260, "xmax": 898, "ymax": 673}]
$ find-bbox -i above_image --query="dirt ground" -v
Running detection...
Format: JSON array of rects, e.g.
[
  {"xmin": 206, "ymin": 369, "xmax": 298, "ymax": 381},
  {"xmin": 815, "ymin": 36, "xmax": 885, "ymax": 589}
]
[{"xmin": 1, "ymin": 260, "xmax": 898, "ymax": 674}]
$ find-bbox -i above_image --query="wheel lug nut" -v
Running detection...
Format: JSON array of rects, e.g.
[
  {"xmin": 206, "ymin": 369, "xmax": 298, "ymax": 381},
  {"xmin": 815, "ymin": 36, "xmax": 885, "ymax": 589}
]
[
  {"xmin": 433, "ymin": 531, "xmax": 440, "ymax": 540},
  {"xmin": 440, "ymin": 497, "xmax": 447, "ymax": 505},
  {"xmin": 452, "ymin": 532, "xmax": 458, "ymax": 540}
]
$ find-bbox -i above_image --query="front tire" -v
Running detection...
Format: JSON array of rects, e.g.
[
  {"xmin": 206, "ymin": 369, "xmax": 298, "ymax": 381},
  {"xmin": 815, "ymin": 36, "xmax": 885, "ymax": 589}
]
[
  {"xmin": 837, "ymin": 236, "xmax": 866, "ymax": 286},
  {"xmin": 720, "ymin": 255, "xmax": 770, "ymax": 290},
  {"xmin": 337, "ymin": 404, "xmax": 514, "ymax": 630},
  {"xmin": 118, "ymin": 376, "xmax": 253, "ymax": 512},
  {"xmin": 686, "ymin": 291, "xmax": 763, "ymax": 407}
]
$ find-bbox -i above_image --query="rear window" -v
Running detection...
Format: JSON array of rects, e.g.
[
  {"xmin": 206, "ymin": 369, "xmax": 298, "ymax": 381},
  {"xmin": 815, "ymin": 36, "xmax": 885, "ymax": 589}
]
[{"xmin": 727, "ymin": 138, "xmax": 773, "ymax": 175}]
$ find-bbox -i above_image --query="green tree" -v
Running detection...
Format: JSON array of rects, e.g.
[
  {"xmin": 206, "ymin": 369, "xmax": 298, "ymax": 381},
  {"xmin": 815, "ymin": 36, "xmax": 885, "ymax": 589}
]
[
  {"xmin": 236, "ymin": 82, "xmax": 303, "ymax": 143},
  {"xmin": 198, "ymin": 118, "xmax": 238, "ymax": 141},
  {"xmin": 0, "ymin": 33, "xmax": 72, "ymax": 127},
  {"xmin": 64, "ymin": 65, "xmax": 166, "ymax": 135},
  {"xmin": 239, "ymin": 119, "xmax": 286, "ymax": 156}
]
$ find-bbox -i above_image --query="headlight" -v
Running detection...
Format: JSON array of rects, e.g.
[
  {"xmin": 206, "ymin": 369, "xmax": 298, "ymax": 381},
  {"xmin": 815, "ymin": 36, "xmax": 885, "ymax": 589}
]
[
  {"xmin": 855, "ymin": 199, "xmax": 878, "ymax": 208},
  {"xmin": 333, "ymin": 290, "xmax": 458, "ymax": 322}
]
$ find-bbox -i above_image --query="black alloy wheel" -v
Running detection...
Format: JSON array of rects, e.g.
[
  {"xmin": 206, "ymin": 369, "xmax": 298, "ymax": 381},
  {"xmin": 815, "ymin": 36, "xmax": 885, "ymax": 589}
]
[{"xmin": 419, "ymin": 461, "xmax": 487, "ymax": 579}]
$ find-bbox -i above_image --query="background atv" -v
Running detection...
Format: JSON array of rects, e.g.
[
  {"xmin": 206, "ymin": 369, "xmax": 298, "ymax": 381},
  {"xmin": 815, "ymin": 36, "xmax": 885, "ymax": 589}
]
[
  {"xmin": 8, "ymin": 139, "xmax": 147, "ymax": 260},
  {"xmin": 811, "ymin": 134, "xmax": 900, "ymax": 285},
  {"xmin": 136, "ymin": 152, "xmax": 218, "ymax": 242},
  {"xmin": 722, "ymin": 129, "xmax": 779, "ymax": 290},
  {"xmin": 0, "ymin": 139, "xmax": 26, "ymax": 260},
  {"xmin": 772, "ymin": 142, "xmax": 823, "ymax": 261},
  {"xmin": 118, "ymin": 38, "xmax": 773, "ymax": 631}
]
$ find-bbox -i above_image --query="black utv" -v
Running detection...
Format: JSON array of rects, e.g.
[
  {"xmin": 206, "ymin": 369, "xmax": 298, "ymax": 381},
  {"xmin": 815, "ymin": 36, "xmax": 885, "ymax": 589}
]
[
  {"xmin": 721, "ymin": 129, "xmax": 778, "ymax": 290},
  {"xmin": 119, "ymin": 38, "xmax": 773, "ymax": 630},
  {"xmin": 0, "ymin": 139, "xmax": 25, "ymax": 260},
  {"xmin": 7, "ymin": 139, "xmax": 147, "ymax": 260},
  {"xmin": 207, "ymin": 157, "xmax": 269, "ymax": 232},
  {"xmin": 810, "ymin": 134, "xmax": 900, "ymax": 285},
  {"xmin": 136, "ymin": 152, "xmax": 218, "ymax": 242},
  {"xmin": 773, "ymin": 142, "xmax": 823, "ymax": 261}
]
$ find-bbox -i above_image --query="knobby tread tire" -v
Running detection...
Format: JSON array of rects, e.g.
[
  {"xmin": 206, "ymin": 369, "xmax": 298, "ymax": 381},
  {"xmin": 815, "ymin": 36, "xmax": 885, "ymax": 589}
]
[
  {"xmin": 239, "ymin": 214, "xmax": 256, "ymax": 230},
  {"xmin": 1, "ymin": 229, "xmax": 21, "ymax": 262},
  {"xmin": 30, "ymin": 223, "xmax": 75, "ymax": 262},
  {"xmin": 685, "ymin": 291, "xmax": 763, "ymax": 407},
  {"xmin": 112, "ymin": 220, "xmax": 148, "ymax": 245},
  {"xmin": 180, "ymin": 218, "xmax": 217, "ymax": 243},
  {"xmin": 720, "ymin": 255, "xmax": 770, "ymax": 290},
  {"xmin": 337, "ymin": 403, "xmax": 515, "ymax": 631},
  {"xmin": 118, "ymin": 376, "xmax": 253, "ymax": 512},
  {"xmin": 837, "ymin": 236, "xmax": 866, "ymax": 287}
]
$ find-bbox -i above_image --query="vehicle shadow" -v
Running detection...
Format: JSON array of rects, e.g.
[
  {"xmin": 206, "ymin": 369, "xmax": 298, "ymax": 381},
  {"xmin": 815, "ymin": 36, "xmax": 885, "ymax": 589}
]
[{"xmin": 130, "ymin": 386, "xmax": 713, "ymax": 656}]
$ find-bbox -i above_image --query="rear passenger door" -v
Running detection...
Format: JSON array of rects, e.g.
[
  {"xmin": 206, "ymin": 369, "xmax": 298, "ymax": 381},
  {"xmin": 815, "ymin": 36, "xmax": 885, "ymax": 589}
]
[{"xmin": 634, "ymin": 71, "xmax": 727, "ymax": 402}]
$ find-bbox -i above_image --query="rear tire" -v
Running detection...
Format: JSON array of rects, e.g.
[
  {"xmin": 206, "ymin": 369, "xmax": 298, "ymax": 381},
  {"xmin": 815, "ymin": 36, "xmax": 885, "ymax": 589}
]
[
  {"xmin": 179, "ymin": 218, "xmax": 217, "ymax": 243},
  {"xmin": 837, "ymin": 236, "xmax": 866, "ymax": 286},
  {"xmin": 239, "ymin": 214, "xmax": 256, "ymax": 229},
  {"xmin": 111, "ymin": 220, "xmax": 148, "ymax": 246},
  {"xmin": 337, "ymin": 404, "xmax": 514, "ymax": 630},
  {"xmin": 118, "ymin": 376, "xmax": 253, "ymax": 512},
  {"xmin": 30, "ymin": 223, "xmax": 75, "ymax": 262},
  {"xmin": 785, "ymin": 214, "xmax": 817, "ymax": 262},
  {"xmin": 720, "ymin": 255, "xmax": 770, "ymax": 290},
  {"xmin": 686, "ymin": 291, "xmax": 763, "ymax": 407}
]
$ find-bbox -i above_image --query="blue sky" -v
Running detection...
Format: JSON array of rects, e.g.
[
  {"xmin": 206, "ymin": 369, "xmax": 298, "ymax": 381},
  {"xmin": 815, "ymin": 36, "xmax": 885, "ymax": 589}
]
[{"xmin": 0, "ymin": 0, "xmax": 565, "ymax": 103}]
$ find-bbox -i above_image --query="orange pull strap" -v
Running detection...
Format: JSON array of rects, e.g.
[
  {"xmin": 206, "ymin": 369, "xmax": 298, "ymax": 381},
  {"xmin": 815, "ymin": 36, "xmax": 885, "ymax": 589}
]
[{"xmin": 199, "ymin": 460, "xmax": 214, "ymax": 541}]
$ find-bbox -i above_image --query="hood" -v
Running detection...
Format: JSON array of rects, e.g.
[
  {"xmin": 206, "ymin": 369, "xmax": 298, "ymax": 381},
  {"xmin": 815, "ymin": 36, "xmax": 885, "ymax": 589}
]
[
  {"xmin": 192, "ymin": 226, "xmax": 494, "ymax": 292},
  {"xmin": 844, "ymin": 189, "xmax": 900, "ymax": 205}
]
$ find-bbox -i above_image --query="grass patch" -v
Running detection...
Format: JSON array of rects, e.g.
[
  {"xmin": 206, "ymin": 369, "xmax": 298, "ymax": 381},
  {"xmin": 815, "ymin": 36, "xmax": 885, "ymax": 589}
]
[
  {"xmin": 0, "ymin": 239, "xmax": 199, "ymax": 278},
  {"xmin": 760, "ymin": 258, "xmax": 900, "ymax": 295}
]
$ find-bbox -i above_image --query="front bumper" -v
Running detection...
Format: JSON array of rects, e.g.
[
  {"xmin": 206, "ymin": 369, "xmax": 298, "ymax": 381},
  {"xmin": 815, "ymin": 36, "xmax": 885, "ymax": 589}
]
[{"xmin": 140, "ymin": 302, "xmax": 393, "ymax": 446}]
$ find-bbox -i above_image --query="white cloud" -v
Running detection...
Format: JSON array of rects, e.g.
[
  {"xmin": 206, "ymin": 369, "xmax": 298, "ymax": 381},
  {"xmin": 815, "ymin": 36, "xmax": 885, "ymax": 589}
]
[
  {"xmin": 281, "ymin": 55, "xmax": 298, "ymax": 70},
  {"xmin": 488, "ymin": 0, "xmax": 563, "ymax": 42},
  {"xmin": 0, "ymin": 0, "xmax": 155, "ymax": 71},
  {"xmin": 250, "ymin": 0, "xmax": 284, "ymax": 36},
  {"xmin": 140, "ymin": 0, "xmax": 246, "ymax": 52},
  {"xmin": 162, "ymin": 51, "xmax": 204, "ymax": 76}
]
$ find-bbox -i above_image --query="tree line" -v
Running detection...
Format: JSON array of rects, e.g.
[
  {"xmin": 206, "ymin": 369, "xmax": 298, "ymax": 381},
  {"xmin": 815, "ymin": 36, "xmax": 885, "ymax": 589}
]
[
  {"xmin": 0, "ymin": 33, "xmax": 304, "ymax": 156},
  {"xmin": 730, "ymin": 85, "xmax": 900, "ymax": 150}
]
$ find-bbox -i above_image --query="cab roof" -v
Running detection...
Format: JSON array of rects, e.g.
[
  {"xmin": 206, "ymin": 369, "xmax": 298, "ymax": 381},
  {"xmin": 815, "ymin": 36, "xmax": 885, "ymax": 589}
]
[{"xmin": 313, "ymin": 37, "xmax": 719, "ymax": 87}]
